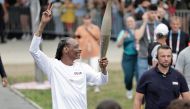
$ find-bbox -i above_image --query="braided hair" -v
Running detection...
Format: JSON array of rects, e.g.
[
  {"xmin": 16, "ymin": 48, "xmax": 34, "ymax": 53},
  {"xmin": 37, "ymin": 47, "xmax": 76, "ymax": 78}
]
[{"xmin": 55, "ymin": 38, "xmax": 69, "ymax": 60}]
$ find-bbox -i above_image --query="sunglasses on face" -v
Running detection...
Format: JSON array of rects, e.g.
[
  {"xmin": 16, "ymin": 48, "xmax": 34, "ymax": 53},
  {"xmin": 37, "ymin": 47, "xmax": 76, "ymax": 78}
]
[{"xmin": 156, "ymin": 33, "xmax": 167, "ymax": 38}]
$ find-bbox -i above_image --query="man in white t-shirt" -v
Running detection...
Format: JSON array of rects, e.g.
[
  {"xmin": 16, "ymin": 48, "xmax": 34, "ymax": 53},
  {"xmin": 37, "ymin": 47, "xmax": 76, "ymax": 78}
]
[
  {"xmin": 175, "ymin": 44, "xmax": 190, "ymax": 89},
  {"xmin": 29, "ymin": 4, "xmax": 109, "ymax": 109},
  {"xmin": 148, "ymin": 23, "xmax": 169, "ymax": 67}
]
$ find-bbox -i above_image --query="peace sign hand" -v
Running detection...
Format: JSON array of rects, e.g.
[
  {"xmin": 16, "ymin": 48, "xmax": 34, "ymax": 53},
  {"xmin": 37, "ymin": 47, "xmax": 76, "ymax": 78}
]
[{"xmin": 41, "ymin": 3, "xmax": 53, "ymax": 24}]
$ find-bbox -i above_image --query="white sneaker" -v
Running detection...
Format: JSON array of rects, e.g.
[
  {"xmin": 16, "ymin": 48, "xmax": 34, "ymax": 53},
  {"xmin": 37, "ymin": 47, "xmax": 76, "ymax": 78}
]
[
  {"xmin": 126, "ymin": 90, "xmax": 133, "ymax": 99},
  {"xmin": 94, "ymin": 86, "xmax": 100, "ymax": 93}
]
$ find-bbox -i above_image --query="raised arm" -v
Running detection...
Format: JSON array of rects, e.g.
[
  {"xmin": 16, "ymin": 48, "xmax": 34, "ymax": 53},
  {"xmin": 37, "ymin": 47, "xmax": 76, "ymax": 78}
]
[
  {"xmin": 35, "ymin": 3, "xmax": 53, "ymax": 37},
  {"xmin": 135, "ymin": 12, "xmax": 148, "ymax": 41},
  {"xmin": 29, "ymin": 4, "xmax": 54, "ymax": 78}
]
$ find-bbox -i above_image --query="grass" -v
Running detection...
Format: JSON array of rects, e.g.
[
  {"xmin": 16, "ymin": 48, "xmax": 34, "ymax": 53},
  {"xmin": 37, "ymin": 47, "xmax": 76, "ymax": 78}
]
[
  {"xmin": 87, "ymin": 70, "xmax": 134, "ymax": 109},
  {"xmin": 8, "ymin": 75, "xmax": 35, "ymax": 85},
  {"xmin": 10, "ymin": 70, "xmax": 134, "ymax": 109},
  {"xmin": 20, "ymin": 90, "xmax": 52, "ymax": 109}
]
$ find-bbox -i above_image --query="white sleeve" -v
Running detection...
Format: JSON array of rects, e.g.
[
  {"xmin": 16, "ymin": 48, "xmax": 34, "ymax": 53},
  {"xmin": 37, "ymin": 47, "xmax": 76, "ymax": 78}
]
[
  {"xmin": 29, "ymin": 35, "xmax": 53, "ymax": 79},
  {"xmin": 82, "ymin": 63, "xmax": 108, "ymax": 85},
  {"xmin": 175, "ymin": 52, "xmax": 185, "ymax": 74},
  {"xmin": 116, "ymin": 30, "xmax": 124, "ymax": 43},
  {"xmin": 151, "ymin": 45, "xmax": 160, "ymax": 61}
]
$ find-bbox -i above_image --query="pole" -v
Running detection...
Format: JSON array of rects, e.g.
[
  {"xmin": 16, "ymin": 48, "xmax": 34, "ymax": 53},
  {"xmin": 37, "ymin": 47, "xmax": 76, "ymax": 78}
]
[{"xmin": 30, "ymin": 0, "xmax": 45, "ymax": 83}]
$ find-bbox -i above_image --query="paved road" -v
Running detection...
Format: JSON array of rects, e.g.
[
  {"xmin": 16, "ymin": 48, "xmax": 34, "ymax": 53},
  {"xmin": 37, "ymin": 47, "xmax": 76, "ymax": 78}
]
[{"xmin": 0, "ymin": 85, "xmax": 39, "ymax": 109}]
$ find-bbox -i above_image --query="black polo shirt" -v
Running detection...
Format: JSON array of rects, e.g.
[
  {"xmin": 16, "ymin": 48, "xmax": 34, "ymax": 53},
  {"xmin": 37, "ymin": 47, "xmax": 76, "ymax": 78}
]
[{"xmin": 136, "ymin": 67, "xmax": 189, "ymax": 109}]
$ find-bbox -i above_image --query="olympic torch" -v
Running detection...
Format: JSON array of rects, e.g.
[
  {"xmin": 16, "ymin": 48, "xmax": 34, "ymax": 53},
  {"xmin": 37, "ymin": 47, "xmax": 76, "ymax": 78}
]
[{"xmin": 100, "ymin": 0, "xmax": 113, "ymax": 58}]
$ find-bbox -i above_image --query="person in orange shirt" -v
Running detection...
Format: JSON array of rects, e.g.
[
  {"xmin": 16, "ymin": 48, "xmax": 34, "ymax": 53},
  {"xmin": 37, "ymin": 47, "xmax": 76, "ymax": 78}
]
[{"xmin": 75, "ymin": 13, "xmax": 101, "ymax": 92}]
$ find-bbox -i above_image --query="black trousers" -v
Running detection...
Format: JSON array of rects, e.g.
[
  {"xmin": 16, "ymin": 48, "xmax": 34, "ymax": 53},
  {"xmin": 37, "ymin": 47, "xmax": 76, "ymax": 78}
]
[
  {"xmin": 0, "ymin": 3, "xmax": 5, "ymax": 43},
  {"xmin": 0, "ymin": 56, "xmax": 7, "ymax": 78}
]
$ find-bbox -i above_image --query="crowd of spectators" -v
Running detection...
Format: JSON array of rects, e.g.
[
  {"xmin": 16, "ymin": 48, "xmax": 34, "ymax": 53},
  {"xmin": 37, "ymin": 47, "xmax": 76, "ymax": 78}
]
[
  {"xmin": 0, "ymin": 0, "xmax": 190, "ymax": 43},
  {"xmin": 1, "ymin": 0, "xmax": 190, "ymax": 109}
]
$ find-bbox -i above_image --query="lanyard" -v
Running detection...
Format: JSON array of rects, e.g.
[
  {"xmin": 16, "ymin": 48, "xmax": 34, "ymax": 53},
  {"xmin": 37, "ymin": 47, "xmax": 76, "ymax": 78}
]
[
  {"xmin": 146, "ymin": 22, "xmax": 157, "ymax": 43},
  {"xmin": 169, "ymin": 30, "xmax": 181, "ymax": 53}
]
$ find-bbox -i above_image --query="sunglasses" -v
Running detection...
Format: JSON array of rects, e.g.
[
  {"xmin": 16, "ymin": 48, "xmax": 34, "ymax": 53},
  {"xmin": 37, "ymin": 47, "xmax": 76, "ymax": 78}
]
[{"xmin": 156, "ymin": 33, "xmax": 167, "ymax": 38}]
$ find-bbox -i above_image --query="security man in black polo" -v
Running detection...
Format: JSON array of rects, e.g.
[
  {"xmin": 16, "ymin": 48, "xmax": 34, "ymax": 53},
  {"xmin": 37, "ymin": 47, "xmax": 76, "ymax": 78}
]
[{"xmin": 133, "ymin": 45, "xmax": 190, "ymax": 109}]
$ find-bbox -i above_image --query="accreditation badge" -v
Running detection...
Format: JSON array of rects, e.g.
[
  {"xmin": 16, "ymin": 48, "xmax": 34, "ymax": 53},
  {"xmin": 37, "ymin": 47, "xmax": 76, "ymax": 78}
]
[{"xmin": 172, "ymin": 53, "xmax": 178, "ymax": 66}]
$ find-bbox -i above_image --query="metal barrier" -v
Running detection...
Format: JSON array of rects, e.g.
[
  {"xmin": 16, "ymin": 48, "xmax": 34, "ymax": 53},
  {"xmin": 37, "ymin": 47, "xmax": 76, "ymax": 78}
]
[
  {"xmin": 5, "ymin": 6, "xmax": 190, "ymax": 40},
  {"xmin": 5, "ymin": 5, "xmax": 59, "ymax": 40},
  {"xmin": 175, "ymin": 10, "xmax": 190, "ymax": 34},
  {"xmin": 6, "ymin": 6, "xmax": 31, "ymax": 39}
]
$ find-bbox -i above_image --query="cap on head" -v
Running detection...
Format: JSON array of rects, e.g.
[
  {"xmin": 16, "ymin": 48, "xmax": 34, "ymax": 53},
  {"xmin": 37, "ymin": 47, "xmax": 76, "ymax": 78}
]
[{"xmin": 155, "ymin": 23, "xmax": 169, "ymax": 36}]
